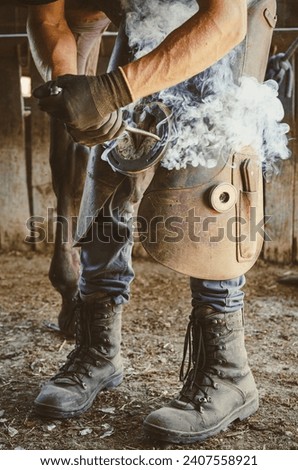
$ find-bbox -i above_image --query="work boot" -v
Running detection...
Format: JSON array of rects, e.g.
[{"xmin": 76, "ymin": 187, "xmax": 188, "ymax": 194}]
[
  {"xmin": 34, "ymin": 298, "xmax": 123, "ymax": 418},
  {"xmin": 144, "ymin": 306, "xmax": 258, "ymax": 444}
]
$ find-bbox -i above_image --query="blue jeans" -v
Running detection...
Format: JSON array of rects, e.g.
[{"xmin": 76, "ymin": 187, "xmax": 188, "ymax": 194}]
[
  {"xmin": 79, "ymin": 202, "xmax": 134, "ymax": 305},
  {"xmin": 79, "ymin": 173, "xmax": 245, "ymax": 313}
]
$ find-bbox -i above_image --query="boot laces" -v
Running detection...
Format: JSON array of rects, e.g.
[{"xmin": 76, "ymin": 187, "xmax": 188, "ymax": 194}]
[
  {"xmin": 52, "ymin": 302, "xmax": 106, "ymax": 389},
  {"xmin": 53, "ymin": 346, "xmax": 100, "ymax": 389},
  {"xmin": 179, "ymin": 312, "xmax": 223, "ymax": 406}
]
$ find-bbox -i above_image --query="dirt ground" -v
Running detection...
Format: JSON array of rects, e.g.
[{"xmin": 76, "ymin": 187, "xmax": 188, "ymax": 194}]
[{"xmin": 0, "ymin": 250, "xmax": 297, "ymax": 451}]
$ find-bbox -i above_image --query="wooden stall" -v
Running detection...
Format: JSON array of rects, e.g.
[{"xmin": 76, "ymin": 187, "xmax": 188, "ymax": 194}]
[{"xmin": 0, "ymin": 5, "xmax": 30, "ymax": 251}]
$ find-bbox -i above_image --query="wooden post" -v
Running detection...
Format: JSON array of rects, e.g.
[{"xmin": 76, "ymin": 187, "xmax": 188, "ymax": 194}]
[
  {"xmin": 294, "ymin": 53, "xmax": 298, "ymax": 262},
  {"xmin": 263, "ymin": 29, "xmax": 298, "ymax": 263},
  {"xmin": 0, "ymin": 36, "xmax": 30, "ymax": 251}
]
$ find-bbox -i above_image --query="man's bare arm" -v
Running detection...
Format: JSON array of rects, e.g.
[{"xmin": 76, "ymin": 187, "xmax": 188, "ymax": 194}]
[
  {"xmin": 122, "ymin": 0, "xmax": 247, "ymax": 100},
  {"xmin": 27, "ymin": 0, "xmax": 77, "ymax": 81},
  {"xmin": 32, "ymin": 0, "xmax": 247, "ymax": 142}
]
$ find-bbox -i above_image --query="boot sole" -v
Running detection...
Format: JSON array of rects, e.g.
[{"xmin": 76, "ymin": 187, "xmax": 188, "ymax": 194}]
[
  {"xmin": 143, "ymin": 396, "xmax": 259, "ymax": 444},
  {"xmin": 34, "ymin": 371, "xmax": 123, "ymax": 419}
]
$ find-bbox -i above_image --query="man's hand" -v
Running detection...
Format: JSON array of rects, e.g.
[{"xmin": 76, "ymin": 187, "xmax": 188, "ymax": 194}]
[
  {"xmin": 33, "ymin": 69, "xmax": 133, "ymax": 144},
  {"xmin": 66, "ymin": 110, "xmax": 126, "ymax": 146}
]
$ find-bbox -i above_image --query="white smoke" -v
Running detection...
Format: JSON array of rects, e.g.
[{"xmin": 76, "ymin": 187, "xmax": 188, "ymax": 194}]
[
  {"xmin": 121, "ymin": 0, "xmax": 198, "ymax": 58},
  {"xmin": 120, "ymin": 0, "xmax": 290, "ymax": 175}
]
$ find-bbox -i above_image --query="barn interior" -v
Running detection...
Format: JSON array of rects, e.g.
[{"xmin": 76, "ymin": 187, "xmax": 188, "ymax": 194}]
[{"xmin": 0, "ymin": 0, "xmax": 297, "ymax": 451}]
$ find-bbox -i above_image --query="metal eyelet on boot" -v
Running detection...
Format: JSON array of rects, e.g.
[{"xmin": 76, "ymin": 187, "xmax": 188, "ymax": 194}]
[
  {"xmin": 199, "ymin": 397, "xmax": 207, "ymax": 403},
  {"xmin": 82, "ymin": 382, "xmax": 87, "ymax": 389}
]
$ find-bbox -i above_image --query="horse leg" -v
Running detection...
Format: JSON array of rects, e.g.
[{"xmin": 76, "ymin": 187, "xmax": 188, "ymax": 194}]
[{"xmin": 48, "ymin": 16, "xmax": 109, "ymax": 336}]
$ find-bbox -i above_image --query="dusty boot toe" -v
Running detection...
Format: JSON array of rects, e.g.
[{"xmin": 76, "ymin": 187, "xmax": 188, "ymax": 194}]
[
  {"xmin": 144, "ymin": 387, "xmax": 258, "ymax": 444},
  {"xmin": 144, "ymin": 406, "xmax": 204, "ymax": 439},
  {"xmin": 34, "ymin": 382, "xmax": 85, "ymax": 418}
]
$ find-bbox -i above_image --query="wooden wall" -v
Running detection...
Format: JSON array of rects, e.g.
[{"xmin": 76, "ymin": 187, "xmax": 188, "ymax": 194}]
[
  {"xmin": 0, "ymin": 5, "xmax": 30, "ymax": 250},
  {"xmin": 263, "ymin": 2, "xmax": 298, "ymax": 263}
]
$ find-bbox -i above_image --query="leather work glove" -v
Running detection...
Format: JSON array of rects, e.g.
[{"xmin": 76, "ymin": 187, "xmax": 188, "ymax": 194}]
[
  {"xmin": 33, "ymin": 69, "xmax": 133, "ymax": 144},
  {"xmin": 66, "ymin": 110, "xmax": 125, "ymax": 146}
]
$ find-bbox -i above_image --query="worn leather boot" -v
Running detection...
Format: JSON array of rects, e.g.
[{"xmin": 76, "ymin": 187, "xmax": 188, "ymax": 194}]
[
  {"xmin": 34, "ymin": 298, "xmax": 123, "ymax": 418},
  {"xmin": 57, "ymin": 293, "xmax": 80, "ymax": 338},
  {"xmin": 144, "ymin": 306, "xmax": 258, "ymax": 443}
]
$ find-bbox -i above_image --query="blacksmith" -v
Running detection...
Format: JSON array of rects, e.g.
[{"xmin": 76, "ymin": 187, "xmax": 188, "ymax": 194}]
[{"xmin": 19, "ymin": 0, "xmax": 279, "ymax": 444}]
